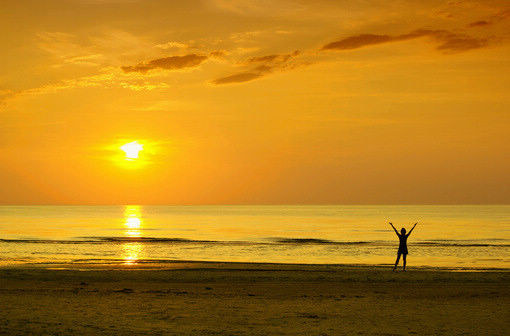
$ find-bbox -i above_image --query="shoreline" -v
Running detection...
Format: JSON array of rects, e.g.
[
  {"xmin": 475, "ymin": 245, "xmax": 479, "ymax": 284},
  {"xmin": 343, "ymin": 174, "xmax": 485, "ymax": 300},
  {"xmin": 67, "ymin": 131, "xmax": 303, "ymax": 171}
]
[
  {"xmin": 1, "ymin": 262, "xmax": 509, "ymax": 335},
  {"xmin": 1, "ymin": 259, "xmax": 509, "ymax": 272}
]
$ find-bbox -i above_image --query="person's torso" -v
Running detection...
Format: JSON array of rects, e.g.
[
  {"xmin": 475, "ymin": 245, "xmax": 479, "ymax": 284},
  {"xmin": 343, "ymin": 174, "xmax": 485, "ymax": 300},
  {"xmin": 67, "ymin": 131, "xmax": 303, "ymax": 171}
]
[{"xmin": 398, "ymin": 234, "xmax": 408, "ymax": 248}]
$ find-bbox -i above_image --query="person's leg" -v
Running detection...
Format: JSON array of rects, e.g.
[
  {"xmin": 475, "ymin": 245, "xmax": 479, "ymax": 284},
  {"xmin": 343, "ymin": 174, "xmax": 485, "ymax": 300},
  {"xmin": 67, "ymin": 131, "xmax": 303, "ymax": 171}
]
[
  {"xmin": 402, "ymin": 254, "xmax": 407, "ymax": 271},
  {"xmin": 393, "ymin": 253, "xmax": 401, "ymax": 271}
]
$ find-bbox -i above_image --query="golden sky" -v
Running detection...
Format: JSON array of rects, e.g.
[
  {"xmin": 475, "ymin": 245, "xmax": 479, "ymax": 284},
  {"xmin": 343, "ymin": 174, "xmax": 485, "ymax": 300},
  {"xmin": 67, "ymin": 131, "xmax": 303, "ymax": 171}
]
[{"xmin": 1, "ymin": 0, "xmax": 509, "ymax": 204}]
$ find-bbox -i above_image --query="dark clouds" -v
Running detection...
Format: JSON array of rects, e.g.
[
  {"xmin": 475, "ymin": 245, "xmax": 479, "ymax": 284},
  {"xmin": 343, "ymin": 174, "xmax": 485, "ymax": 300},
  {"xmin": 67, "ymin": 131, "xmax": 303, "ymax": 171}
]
[
  {"xmin": 122, "ymin": 22, "xmax": 494, "ymax": 86},
  {"xmin": 214, "ymin": 25, "xmax": 490, "ymax": 85},
  {"xmin": 212, "ymin": 50, "xmax": 300, "ymax": 85},
  {"xmin": 422, "ymin": 29, "xmax": 488, "ymax": 52},
  {"xmin": 248, "ymin": 54, "xmax": 280, "ymax": 63},
  {"xmin": 322, "ymin": 29, "xmax": 488, "ymax": 53},
  {"xmin": 212, "ymin": 72, "xmax": 263, "ymax": 84},
  {"xmin": 432, "ymin": 31, "xmax": 488, "ymax": 52},
  {"xmin": 467, "ymin": 8, "xmax": 510, "ymax": 28},
  {"xmin": 322, "ymin": 34, "xmax": 396, "ymax": 50},
  {"xmin": 468, "ymin": 20, "xmax": 491, "ymax": 27},
  {"xmin": 121, "ymin": 54, "xmax": 208, "ymax": 73},
  {"xmin": 248, "ymin": 51, "xmax": 299, "ymax": 63},
  {"xmin": 214, "ymin": 25, "xmax": 491, "ymax": 85}
]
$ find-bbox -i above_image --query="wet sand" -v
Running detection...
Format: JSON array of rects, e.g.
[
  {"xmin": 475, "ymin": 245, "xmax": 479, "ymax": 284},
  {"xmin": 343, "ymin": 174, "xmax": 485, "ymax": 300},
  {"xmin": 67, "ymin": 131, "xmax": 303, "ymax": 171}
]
[{"xmin": 0, "ymin": 262, "xmax": 509, "ymax": 335}]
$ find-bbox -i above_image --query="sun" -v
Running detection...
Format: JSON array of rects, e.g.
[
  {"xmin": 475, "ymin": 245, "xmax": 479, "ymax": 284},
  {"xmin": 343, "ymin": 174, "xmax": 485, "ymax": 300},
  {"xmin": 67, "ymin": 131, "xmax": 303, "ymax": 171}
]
[
  {"xmin": 111, "ymin": 139, "xmax": 155, "ymax": 169},
  {"xmin": 120, "ymin": 141, "xmax": 144, "ymax": 160}
]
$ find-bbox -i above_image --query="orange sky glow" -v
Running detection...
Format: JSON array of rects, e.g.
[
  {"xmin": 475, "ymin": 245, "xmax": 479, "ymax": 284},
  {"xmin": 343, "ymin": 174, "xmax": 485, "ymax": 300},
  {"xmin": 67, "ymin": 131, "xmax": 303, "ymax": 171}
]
[{"xmin": 1, "ymin": 0, "xmax": 509, "ymax": 204}]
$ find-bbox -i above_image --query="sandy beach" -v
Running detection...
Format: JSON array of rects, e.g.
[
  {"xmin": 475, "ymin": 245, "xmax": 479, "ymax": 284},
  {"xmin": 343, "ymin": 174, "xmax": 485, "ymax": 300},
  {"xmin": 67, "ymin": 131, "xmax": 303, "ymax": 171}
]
[{"xmin": 0, "ymin": 262, "xmax": 508, "ymax": 335}]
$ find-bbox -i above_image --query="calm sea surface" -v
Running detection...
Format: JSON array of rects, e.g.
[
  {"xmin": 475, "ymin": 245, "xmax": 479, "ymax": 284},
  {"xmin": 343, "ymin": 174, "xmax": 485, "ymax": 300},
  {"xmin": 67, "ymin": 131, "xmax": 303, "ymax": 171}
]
[{"xmin": 0, "ymin": 205, "xmax": 508, "ymax": 269}]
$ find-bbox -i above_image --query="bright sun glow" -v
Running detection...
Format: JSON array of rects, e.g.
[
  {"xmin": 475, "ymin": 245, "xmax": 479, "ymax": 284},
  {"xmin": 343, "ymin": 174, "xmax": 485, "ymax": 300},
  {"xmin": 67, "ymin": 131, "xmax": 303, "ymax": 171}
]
[{"xmin": 120, "ymin": 141, "xmax": 143, "ymax": 159}]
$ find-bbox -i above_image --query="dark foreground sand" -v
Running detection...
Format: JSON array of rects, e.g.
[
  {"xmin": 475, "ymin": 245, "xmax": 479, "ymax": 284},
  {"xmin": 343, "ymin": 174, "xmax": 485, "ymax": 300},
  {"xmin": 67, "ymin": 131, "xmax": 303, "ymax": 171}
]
[{"xmin": 0, "ymin": 262, "xmax": 509, "ymax": 335}]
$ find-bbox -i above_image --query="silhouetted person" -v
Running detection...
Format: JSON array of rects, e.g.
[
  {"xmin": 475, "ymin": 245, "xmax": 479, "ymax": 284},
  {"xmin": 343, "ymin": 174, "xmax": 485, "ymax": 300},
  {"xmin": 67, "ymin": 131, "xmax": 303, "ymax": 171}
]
[{"xmin": 389, "ymin": 222, "xmax": 417, "ymax": 271}]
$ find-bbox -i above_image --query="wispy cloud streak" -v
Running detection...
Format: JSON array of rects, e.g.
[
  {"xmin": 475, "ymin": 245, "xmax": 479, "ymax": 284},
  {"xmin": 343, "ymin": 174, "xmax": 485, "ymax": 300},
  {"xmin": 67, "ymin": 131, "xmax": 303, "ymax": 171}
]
[
  {"xmin": 212, "ymin": 50, "xmax": 301, "ymax": 84},
  {"xmin": 322, "ymin": 29, "xmax": 488, "ymax": 53},
  {"xmin": 121, "ymin": 54, "xmax": 208, "ymax": 73}
]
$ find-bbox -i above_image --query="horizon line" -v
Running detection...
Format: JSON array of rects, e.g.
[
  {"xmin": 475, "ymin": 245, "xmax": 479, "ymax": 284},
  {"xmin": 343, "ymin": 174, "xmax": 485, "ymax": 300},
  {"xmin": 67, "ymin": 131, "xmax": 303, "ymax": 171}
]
[{"xmin": 1, "ymin": 203, "xmax": 509, "ymax": 206}]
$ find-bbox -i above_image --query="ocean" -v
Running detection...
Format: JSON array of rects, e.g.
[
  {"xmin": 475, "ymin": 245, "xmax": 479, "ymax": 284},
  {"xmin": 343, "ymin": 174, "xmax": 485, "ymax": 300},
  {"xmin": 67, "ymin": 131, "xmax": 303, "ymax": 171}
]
[{"xmin": 0, "ymin": 205, "xmax": 508, "ymax": 269}]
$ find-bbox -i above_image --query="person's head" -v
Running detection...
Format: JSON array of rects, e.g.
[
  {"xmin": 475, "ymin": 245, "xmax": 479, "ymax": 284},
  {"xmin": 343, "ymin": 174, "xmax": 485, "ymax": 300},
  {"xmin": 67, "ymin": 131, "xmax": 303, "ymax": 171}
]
[{"xmin": 401, "ymin": 228, "xmax": 406, "ymax": 235}]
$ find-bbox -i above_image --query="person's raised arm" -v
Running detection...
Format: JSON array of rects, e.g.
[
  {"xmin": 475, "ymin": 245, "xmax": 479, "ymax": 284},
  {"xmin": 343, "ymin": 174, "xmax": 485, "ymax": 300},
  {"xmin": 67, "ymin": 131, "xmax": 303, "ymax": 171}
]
[
  {"xmin": 406, "ymin": 223, "xmax": 417, "ymax": 237},
  {"xmin": 389, "ymin": 222, "xmax": 400, "ymax": 236}
]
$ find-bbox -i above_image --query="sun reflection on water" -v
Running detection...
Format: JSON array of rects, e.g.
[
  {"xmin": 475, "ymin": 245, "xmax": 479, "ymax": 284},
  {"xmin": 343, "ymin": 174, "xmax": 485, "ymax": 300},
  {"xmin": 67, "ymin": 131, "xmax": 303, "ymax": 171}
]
[
  {"xmin": 122, "ymin": 205, "xmax": 144, "ymax": 264},
  {"xmin": 122, "ymin": 242, "xmax": 142, "ymax": 264},
  {"xmin": 124, "ymin": 205, "xmax": 142, "ymax": 237}
]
